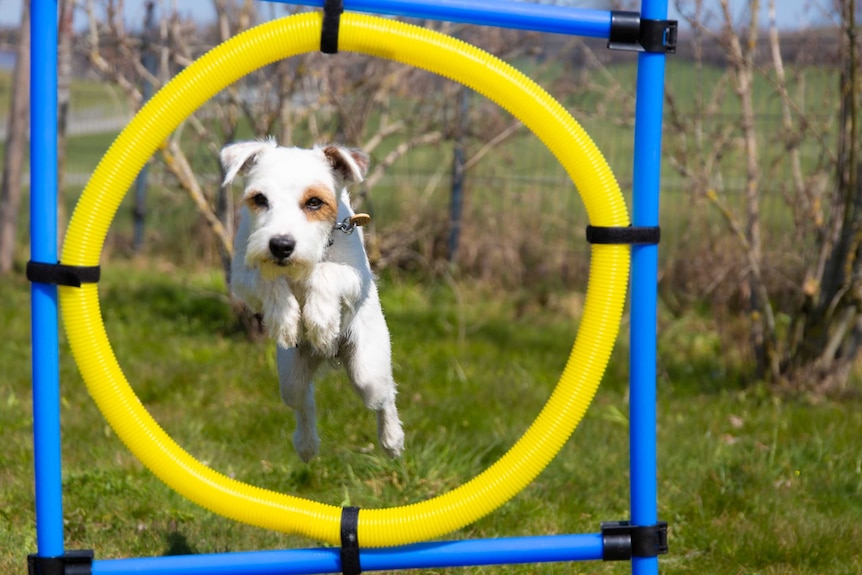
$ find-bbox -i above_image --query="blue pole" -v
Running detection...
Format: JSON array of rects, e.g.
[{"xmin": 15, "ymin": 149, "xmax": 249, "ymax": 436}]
[
  {"xmin": 274, "ymin": 0, "xmax": 612, "ymax": 37},
  {"xmin": 630, "ymin": 1, "xmax": 667, "ymax": 575},
  {"xmin": 93, "ymin": 534, "xmax": 604, "ymax": 574},
  {"xmin": 30, "ymin": 0, "xmax": 65, "ymax": 559}
]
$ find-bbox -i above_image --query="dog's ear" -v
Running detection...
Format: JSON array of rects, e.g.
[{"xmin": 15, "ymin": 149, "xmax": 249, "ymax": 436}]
[
  {"xmin": 220, "ymin": 139, "xmax": 276, "ymax": 186},
  {"xmin": 322, "ymin": 146, "xmax": 369, "ymax": 186}
]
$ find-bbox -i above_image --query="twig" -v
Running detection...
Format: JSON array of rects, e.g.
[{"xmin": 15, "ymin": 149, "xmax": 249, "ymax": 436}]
[{"xmin": 161, "ymin": 140, "xmax": 233, "ymax": 258}]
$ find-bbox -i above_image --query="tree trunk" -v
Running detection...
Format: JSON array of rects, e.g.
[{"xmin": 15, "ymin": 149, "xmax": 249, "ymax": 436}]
[
  {"xmin": 0, "ymin": 0, "xmax": 31, "ymax": 274},
  {"xmin": 790, "ymin": 0, "xmax": 861, "ymax": 392},
  {"xmin": 57, "ymin": 0, "xmax": 74, "ymax": 248},
  {"xmin": 719, "ymin": 0, "xmax": 780, "ymax": 380}
]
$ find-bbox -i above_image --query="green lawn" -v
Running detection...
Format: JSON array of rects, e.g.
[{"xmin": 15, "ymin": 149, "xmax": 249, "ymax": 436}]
[
  {"xmin": 1, "ymin": 261, "xmax": 860, "ymax": 574},
  {"xmin": 0, "ymin": 69, "xmax": 127, "ymax": 124}
]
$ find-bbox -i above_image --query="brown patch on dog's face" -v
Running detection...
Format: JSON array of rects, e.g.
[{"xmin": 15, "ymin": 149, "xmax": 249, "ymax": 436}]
[
  {"xmin": 243, "ymin": 189, "xmax": 270, "ymax": 213},
  {"xmin": 301, "ymin": 184, "xmax": 338, "ymax": 223}
]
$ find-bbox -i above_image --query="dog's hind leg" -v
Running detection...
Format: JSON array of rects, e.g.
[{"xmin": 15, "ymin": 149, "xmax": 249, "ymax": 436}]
[
  {"xmin": 343, "ymin": 316, "xmax": 405, "ymax": 458},
  {"xmin": 277, "ymin": 346, "xmax": 323, "ymax": 462}
]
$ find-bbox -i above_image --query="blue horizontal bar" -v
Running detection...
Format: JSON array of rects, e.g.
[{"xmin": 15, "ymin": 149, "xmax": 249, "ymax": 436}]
[
  {"xmin": 93, "ymin": 534, "xmax": 604, "ymax": 574},
  {"xmin": 272, "ymin": 0, "xmax": 612, "ymax": 38}
]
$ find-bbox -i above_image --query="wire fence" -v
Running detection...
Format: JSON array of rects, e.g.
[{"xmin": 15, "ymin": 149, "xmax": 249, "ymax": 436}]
[{"xmin": 0, "ymin": 87, "xmax": 834, "ymax": 302}]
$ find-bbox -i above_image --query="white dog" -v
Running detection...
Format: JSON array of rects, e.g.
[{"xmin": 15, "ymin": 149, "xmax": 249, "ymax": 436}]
[{"xmin": 221, "ymin": 139, "xmax": 404, "ymax": 462}]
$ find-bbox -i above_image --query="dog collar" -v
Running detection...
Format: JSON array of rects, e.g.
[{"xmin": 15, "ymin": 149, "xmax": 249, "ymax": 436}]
[{"xmin": 328, "ymin": 213, "xmax": 371, "ymax": 247}]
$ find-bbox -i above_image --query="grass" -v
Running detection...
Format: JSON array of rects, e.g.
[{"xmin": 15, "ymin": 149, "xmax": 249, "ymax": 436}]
[
  {"xmin": 0, "ymin": 69, "xmax": 127, "ymax": 124},
  {"xmin": 1, "ymin": 259, "xmax": 861, "ymax": 573}
]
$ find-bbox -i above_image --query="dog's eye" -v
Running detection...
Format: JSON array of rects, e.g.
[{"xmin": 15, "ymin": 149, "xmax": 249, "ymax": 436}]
[
  {"xmin": 249, "ymin": 193, "xmax": 269, "ymax": 209},
  {"xmin": 305, "ymin": 197, "xmax": 324, "ymax": 211}
]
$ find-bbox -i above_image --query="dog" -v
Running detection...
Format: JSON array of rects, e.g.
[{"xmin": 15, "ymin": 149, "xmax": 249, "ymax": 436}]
[{"xmin": 221, "ymin": 139, "xmax": 404, "ymax": 462}]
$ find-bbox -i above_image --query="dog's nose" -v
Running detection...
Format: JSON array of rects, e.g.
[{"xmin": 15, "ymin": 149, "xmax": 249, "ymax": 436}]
[{"xmin": 269, "ymin": 235, "xmax": 296, "ymax": 260}]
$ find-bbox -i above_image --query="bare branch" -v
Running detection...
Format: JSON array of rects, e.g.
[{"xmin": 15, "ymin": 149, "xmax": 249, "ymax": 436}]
[
  {"xmin": 768, "ymin": 0, "xmax": 816, "ymax": 227},
  {"xmin": 85, "ymin": 0, "xmax": 142, "ymax": 106},
  {"xmin": 365, "ymin": 131, "xmax": 444, "ymax": 190},
  {"xmin": 160, "ymin": 139, "xmax": 234, "ymax": 258},
  {"xmin": 463, "ymin": 120, "xmax": 523, "ymax": 172}
]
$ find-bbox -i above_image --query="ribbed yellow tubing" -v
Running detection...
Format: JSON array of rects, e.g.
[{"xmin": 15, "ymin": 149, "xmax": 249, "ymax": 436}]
[{"xmin": 60, "ymin": 13, "xmax": 630, "ymax": 547}]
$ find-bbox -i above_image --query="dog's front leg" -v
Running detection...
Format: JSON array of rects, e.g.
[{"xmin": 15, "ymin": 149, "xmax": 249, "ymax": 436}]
[
  {"xmin": 302, "ymin": 262, "xmax": 362, "ymax": 357},
  {"xmin": 261, "ymin": 279, "xmax": 302, "ymax": 349},
  {"xmin": 343, "ymin": 298, "xmax": 405, "ymax": 459}
]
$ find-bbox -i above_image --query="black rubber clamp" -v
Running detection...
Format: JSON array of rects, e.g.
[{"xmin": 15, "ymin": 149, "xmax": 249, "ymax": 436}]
[
  {"xmin": 26, "ymin": 261, "xmax": 101, "ymax": 287},
  {"xmin": 608, "ymin": 11, "xmax": 677, "ymax": 54},
  {"xmin": 340, "ymin": 506, "xmax": 361, "ymax": 575},
  {"xmin": 321, "ymin": 0, "xmax": 344, "ymax": 54},
  {"xmin": 586, "ymin": 225, "xmax": 661, "ymax": 245},
  {"xmin": 601, "ymin": 521, "xmax": 669, "ymax": 561},
  {"xmin": 27, "ymin": 550, "xmax": 94, "ymax": 575}
]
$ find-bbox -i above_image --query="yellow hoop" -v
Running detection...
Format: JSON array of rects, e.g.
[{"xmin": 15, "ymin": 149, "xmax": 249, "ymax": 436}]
[{"xmin": 59, "ymin": 13, "xmax": 630, "ymax": 548}]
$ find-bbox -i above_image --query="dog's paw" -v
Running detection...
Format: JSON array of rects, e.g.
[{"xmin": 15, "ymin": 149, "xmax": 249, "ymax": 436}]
[
  {"xmin": 380, "ymin": 427, "xmax": 405, "ymax": 459},
  {"xmin": 271, "ymin": 321, "xmax": 300, "ymax": 349},
  {"xmin": 378, "ymin": 418, "xmax": 405, "ymax": 459},
  {"xmin": 303, "ymin": 300, "xmax": 341, "ymax": 357},
  {"xmin": 293, "ymin": 427, "xmax": 320, "ymax": 463},
  {"xmin": 264, "ymin": 292, "xmax": 301, "ymax": 348}
]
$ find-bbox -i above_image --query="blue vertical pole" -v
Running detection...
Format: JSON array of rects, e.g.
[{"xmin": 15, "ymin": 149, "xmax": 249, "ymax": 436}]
[
  {"xmin": 630, "ymin": 0, "xmax": 667, "ymax": 574},
  {"xmin": 30, "ymin": 0, "xmax": 65, "ymax": 559}
]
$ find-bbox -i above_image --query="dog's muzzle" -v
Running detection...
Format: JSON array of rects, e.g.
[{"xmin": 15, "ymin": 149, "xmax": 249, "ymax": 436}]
[{"xmin": 269, "ymin": 234, "xmax": 296, "ymax": 264}]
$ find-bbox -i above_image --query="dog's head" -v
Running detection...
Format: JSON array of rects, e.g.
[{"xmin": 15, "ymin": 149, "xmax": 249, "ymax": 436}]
[{"xmin": 221, "ymin": 139, "xmax": 369, "ymax": 278}]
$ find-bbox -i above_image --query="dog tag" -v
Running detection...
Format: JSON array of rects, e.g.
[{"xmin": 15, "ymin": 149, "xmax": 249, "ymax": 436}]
[{"xmin": 349, "ymin": 213, "xmax": 371, "ymax": 227}]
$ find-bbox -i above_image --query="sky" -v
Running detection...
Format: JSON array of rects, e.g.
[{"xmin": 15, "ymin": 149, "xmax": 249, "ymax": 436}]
[{"xmin": 0, "ymin": 0, "xmax": 831, "ymax": 31}]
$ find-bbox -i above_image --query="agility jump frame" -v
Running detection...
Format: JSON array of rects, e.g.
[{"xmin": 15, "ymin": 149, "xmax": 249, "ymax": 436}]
[{"xmin": 28, "ymin": 1, "xmax": 672, "ymax": 574}]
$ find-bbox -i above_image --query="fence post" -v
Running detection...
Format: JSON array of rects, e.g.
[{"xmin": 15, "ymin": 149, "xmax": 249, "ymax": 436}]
[
  {"xmin": 448, "ymin": 87, "xmax": 469, "ymax": 263},
  {"xmin": 133, "ymin": 1, "xmax": 158, "ymax": 251}
]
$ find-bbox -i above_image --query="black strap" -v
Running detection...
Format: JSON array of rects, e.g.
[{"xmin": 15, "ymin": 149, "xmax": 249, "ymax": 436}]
[
  {"xmin": 586, "ymin": 225, "xmax": 660, "ymax": 245},
  {"xmin": 26, "ymin": 261, "xmax": 101, "ymax": 287},
  {"xmin": 340, "ymin": 506, "xmax": 361, "ymax": 575},
  {"xmin": 321, "ymin": 0, "xmax": 343, "ymax": 54}
]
